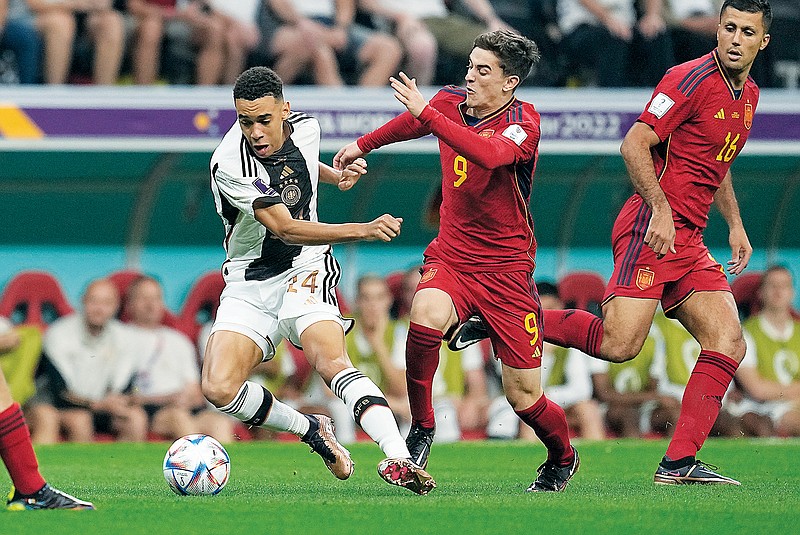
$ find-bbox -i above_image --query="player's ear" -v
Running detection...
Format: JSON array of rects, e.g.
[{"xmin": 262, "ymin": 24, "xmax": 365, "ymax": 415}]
[
  {"xmin": 503, "ymin": 75, "xmax": 520, "ymax": 93},
  {"xmin": 282, "ymin": 100, "xmax": 291, "ymax": 120},
  {"xmin": 759, "ymin": 33, "xmax": 770, "ymax": 51}
]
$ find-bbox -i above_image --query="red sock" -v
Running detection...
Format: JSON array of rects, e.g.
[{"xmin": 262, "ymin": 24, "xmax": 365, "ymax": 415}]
[
  {"xmin": 405, "ymin": 322, "xmax": 442, "ymax": 429},
  {"xmin": 543, "ymin": 309, "xmax": 603, "ymax": 357},
  {"xmin": 666, "ymin": 351, "xmax": 739, "ymax": 460},
  {"xmin": 516, "ymin": 394, "xmax": 574, "ymax": 465},
  {"xmin": 0, "ymin": 403, "xmax": 46, "ymax": 495}
]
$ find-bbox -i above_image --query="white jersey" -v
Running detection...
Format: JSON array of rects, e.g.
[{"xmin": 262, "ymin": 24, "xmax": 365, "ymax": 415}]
[{"xmin": 210, "ymin": 113, "xmax": 329, "ymax": 283}]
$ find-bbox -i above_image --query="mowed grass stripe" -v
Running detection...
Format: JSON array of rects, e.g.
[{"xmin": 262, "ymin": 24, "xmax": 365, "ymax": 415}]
[{"xmin": 2, "ymin": 439, "xmax": 799, "ymax": 535}]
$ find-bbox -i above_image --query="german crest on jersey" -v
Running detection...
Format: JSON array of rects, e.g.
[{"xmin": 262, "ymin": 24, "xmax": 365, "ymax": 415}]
[
  {"xmin": 744, "ymin": 102, "xmax": 753, "ymax": 130},
  {"xmin": 635, "ymin": 268, "xmax": 655, "ymax": 290}
]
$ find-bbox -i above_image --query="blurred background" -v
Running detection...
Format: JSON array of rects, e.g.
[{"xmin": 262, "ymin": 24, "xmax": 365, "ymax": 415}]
[{"xmin": 1, "ymin": 0, "xmax": 798, "ymax": 444}]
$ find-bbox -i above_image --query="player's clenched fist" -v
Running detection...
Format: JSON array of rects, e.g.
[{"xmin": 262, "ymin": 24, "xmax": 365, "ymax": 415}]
[{"xmin": 364, "ymin": 215, "xmax": 403, "ymax": 242}]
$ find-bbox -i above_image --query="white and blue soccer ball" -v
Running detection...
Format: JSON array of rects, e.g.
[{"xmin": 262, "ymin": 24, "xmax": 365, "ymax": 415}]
[{"xmin": 163, "ymin": 434, "xmax": 230, "ymax": 496}]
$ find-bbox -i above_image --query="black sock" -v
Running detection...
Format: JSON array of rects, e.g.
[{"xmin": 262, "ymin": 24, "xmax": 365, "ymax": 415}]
[{"xmin": 661, "ymin": 455, "xmax": 695, "ymax": 469}]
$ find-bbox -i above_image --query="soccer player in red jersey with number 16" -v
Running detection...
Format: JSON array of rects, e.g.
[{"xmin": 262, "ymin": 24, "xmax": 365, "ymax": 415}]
[
  {"xmin": 335, "ymin": 30, "xmax": 579, "ymax": 492},
  {"xmin": 536, "ymin": 0, "xmax": 772, "ymax": 485}
]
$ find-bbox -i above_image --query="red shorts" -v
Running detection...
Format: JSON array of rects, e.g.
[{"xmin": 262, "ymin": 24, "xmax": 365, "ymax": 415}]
[
  {"xmin": 603, "ymin": 197, "xmax": 730, "ymax": 317},
  {"xmin": 417, "ymin": 257, "xmax": 543, "ymax": 369}
]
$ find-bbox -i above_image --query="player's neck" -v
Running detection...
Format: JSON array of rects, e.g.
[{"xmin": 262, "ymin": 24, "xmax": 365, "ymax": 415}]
[
  {"xmin": 719, "ymin": 61, "xmax": 750, "ymax": 90},
  {"xmin": 467, "ymin": 95, "xmax": 514, "ymax": 120}
]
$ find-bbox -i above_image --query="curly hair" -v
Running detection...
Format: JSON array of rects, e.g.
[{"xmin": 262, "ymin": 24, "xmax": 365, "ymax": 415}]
[
  {"xmin": 472, "ymin": 30, "xmax": 540, "ymax": 82},
  {"xmin": 233, "ymin": 67, "xmax": 284, "ymax": 101}
]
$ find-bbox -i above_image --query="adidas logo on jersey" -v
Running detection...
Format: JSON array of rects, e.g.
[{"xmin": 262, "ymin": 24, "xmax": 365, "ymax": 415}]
[
  {"xmin": 281, "ymin": 165, "xmax": 294, "ymax": 179},
  {"xmin": 714, "ymin": 108, "xmax": 725, "ymax": 119}
]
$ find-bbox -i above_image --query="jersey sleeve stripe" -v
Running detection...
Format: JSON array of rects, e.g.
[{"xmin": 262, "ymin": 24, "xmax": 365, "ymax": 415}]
[
  {"xmin": 684, "ymin": 69, "xmax": 717, "ymax": 97},
  {"xmin": 679, "ymin": 65, "xmax": 716, "ymax": 96},
  {"xmin": 677, "ymin": 58, "xmax": 714, "ymax": 92}
]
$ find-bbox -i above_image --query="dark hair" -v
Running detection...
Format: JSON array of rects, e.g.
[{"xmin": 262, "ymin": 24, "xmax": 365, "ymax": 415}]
[
  {"xmin": 537, "ymin": 281, "xmax": 559, "ymax": 299},
  {"xmin": 233, "ymin": 66, "xmax": 284, "ymax": 101},
  {"xmin": 720, "ymin": 0, "xmax": 772, "ymax": 33},
  {"xmin": 473, "ymin": 30, "xmax": 540, "ymax": 83}
]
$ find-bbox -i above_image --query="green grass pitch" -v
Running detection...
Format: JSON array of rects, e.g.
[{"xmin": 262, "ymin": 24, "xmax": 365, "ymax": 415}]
[{"xmin": 2, "ymin": 439, "xmax": 799, "ymax": 534}]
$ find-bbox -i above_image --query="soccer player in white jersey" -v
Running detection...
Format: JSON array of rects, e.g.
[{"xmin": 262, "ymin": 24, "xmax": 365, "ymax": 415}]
[{"xmin": 202, "ymin": 66, "xmax": 435, "ymax": 495}]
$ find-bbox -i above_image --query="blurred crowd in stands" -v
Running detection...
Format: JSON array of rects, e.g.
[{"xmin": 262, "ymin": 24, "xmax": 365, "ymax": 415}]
[
  {"xmin": 1, "ymin": 0, "xmax": 799, "ymax": 88},
  {"xmin": 1, "ymin": 263, "xmax": 798, "ymax": 445}
]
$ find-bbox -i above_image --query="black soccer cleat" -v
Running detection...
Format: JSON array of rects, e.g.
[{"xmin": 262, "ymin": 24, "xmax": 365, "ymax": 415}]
[
  {"xmin": 406, "ymin": 423, "xmax": 435, "ymax": 469},
  {"xmin": 7, "ymin": 484, "xmax": 95, "ymax": 511},
  {"xmin": 446, "ymin": 316, "xmax": 488, "ymax": 351},
  {"xmin": 377, "ymin": 458, "xmax": 436, "ymax": 496},
  {"xmin": 526, "ymin": 447, "xmax": 580, "ymax": 492},
  {"xmin": 654, "ymin": 458, "xmax": 740, "ymax": 486},
  {"xmin": 303, "ymin": 414, "xmax": 354, "ymax": 480}
]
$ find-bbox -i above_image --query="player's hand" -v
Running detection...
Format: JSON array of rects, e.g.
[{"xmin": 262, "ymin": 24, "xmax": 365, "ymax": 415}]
[
  {"xmin": 644, "ymin": 210, "xmax": 676, "ymax": 259},
  {"xmin": 364, "ymin": 215, "xmax": 403, "ymax": 242},
  {"xmin": 333, "ymin": 141, "xmax": 367, "ymax": 170},
  {"xmin": 389, "ymin": 72, "xmax": 428, "ymax": 118},
  {"xmin": 338, "ymin": 157, "xmax": 367, "ymax": 191},
  {"xmin": 727, "ymin": 225, "xmax": 752, "ymax": 275},
  {"xmin": 605, "ymin": 16, "xmax": 633, "ymax": 41}
]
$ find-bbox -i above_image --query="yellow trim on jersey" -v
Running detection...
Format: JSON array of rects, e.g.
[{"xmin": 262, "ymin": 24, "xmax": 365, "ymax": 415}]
[
  {"xmin": 458, "ymin": 97, "xmax": 518, "ymax": 128},
  {"xmin": 0, "ymin": 105, "xmax": 44, "ymax": 138},
  {"xmin": 712, "ymin": 50, "xmax": 741, "ymax": 101},
  {"xmin": 656, "ymin": 134, "xmax": 672, "ymax": 183},
  {"xmin": 663, "ymin": 290, "xmax": 695, "ymax": 317}
]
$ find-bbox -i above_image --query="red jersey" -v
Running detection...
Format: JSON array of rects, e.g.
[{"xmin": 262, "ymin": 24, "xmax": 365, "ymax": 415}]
[
  {"xmin": 358, "ymin": 87, "xmax": 541, "ymax": 273},
  {"xmin": 636, "ymin": 50, "xmax": 759, "ymax": 229}
]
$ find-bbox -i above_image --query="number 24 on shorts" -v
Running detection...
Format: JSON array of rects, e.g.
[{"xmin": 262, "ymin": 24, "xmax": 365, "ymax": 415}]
[{"xmin": 287, "ymin": 270, "xmax": 319, "ymax": 293}]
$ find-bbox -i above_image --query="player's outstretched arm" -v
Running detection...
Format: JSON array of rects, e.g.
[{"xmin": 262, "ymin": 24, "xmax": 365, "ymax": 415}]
[
  {"xmin": 620, "ymin": 122, "xmax": 675, "ymax": 258},
  {"xmin": 255, "ymin": 204, "xmax": 402, "ymax": 245},
  {"xmin": 319, "ymin": 158, "xmax": 367, "ymax": 191},
  {"xmin": 714, "ymin": 170, "xmax": 752, "ymax": 275}
]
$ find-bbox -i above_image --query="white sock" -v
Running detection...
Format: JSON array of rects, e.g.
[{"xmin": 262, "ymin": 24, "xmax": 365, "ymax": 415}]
[
  {"xmin": 218, "ymin": 381, "xmax": 310, "ymax": 438},
  {"xmin": 330, "ymin": 368, "xmax": 409, "ymax": 458}
]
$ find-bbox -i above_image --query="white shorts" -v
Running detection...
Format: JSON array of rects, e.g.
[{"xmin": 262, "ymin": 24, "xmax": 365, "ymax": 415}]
[
  {"xmin": 211, "ymin": 257, "xmax": 346, "ymax": 361},
  {"xmin": 726, "ymin": 397, "xmax": 796, "ymax": 424}
]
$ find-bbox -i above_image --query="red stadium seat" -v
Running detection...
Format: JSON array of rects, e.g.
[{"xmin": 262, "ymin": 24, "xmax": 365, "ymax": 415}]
[
  {"xmin": 0, "ymin": 271, "xmax": 74, "ymax": 328},
  {"xmin": 108, "ymin": 269, "xmax": 179, "ymax": 328},
  {"xmin": 385, "ymin": 271, "xmax": 406, "ymax": 318},
  {"xmin": 178, "ymin": 271, "xmax": 225, "ymax": 342},
  {"xmin": 558, "ymin": 271, "xmax": 606, "ymax": 315},
  {"xmin": 730, "ymin": 271, "xmax": 763, "ymax": 319}
]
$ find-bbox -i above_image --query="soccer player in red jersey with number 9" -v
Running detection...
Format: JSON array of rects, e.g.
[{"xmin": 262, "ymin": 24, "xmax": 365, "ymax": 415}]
[{"xmin": 335, "ymin": 30, "xmax": 579, "ymax": 492}]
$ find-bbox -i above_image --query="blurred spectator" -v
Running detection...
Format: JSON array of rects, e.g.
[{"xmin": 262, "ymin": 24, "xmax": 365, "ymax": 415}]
[
  {"xmin": 590, "ymin": 324, "xmax": 679, "ymax": 437},
  {"xmin": 665, "ymin": 0, "xmax": 717, "ymax": 65},
  {"xmin": 651, "ymin": 311, "xmax": 743, "ymax": 437},
  {"xmin": 0, "ymin": 316, "xmax": 42, "ymax": 405},
  {"xmin": 359, "ymin": 0, "xmax": 511, "ymax": 86},
  {"xmin": 733, "ymin": 266, "xmax": 800, "ymax": 436},
  {"xmin": 344, "ymin": 275, "xmax": 409, "ymax": 424},
  {"xmin": 260, "ymin": 0, "xmax": 347, "ymax": 86},
  {"xmin": 0, "ymin": 0, "xmax": 41, "ymax": 83},
  {"xmin": 127, "ymin": 0, "xmax": 224, "ymax": 85},
  {"xmin": 27, "ymin": 279, "xmax": 147, "ymax": 443},
  {"xmin": 766, "ymin": 0, "xmax": 800, "ymax": 88},
  {"xmin": 489, "ymin": 0, "xmax": 563, "ymax": 85},
  {"xmin": 125, "ymin": 276, "xmax": 234, "ymax": 442},
  {"xmin": 281, "ymin": 0, "xmax": 401, "ymax": 86},
  {"xmin": 28, "ymin": 0, "xmax": 123, "ymax": 84},
  {"xmin": 206, "ymin": 0, "xmax": 260, "ymax": 84},
  {"xmin": 557, "ymin": 0, "xmax": 674, "ymax": 86},
  {"xmin": 487, "ymin": 282, "xmax": 604, "ymax": 440}
]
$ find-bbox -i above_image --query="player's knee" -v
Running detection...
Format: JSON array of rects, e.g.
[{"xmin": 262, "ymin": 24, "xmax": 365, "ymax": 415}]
[{"xmin": 201, "ymin": 376, "xmax": 239, "ymax": 408}]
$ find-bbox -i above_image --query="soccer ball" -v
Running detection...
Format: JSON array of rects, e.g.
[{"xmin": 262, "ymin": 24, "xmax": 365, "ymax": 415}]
[{"xmin": 163, "ymin": 434, "xmax": 230, "ymax": 496}]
